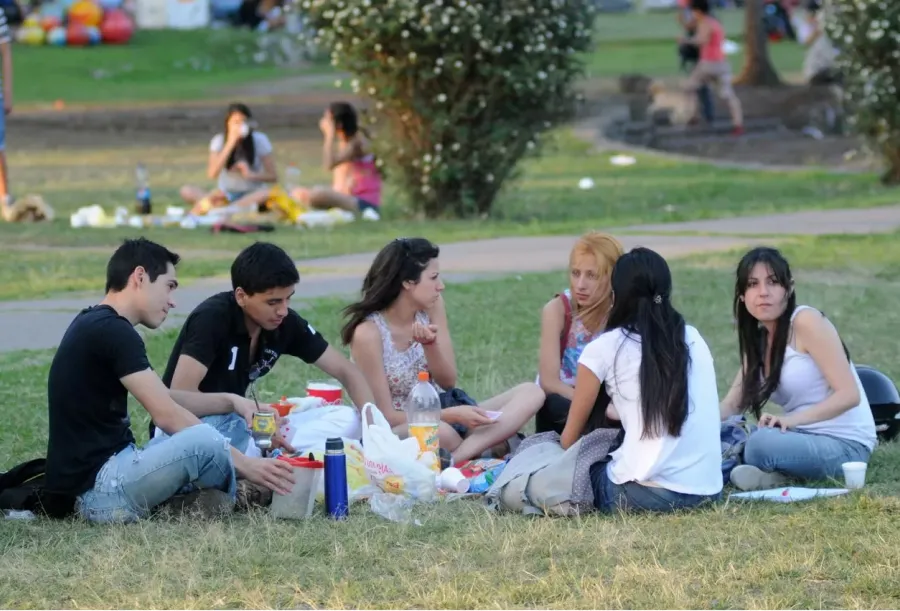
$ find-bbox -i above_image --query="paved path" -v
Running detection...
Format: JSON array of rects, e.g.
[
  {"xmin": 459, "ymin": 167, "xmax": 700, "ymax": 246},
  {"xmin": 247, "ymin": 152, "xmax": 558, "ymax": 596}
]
[{"xmin": 3, "ymin": 205, "xmax": 900, "ymax": 353}]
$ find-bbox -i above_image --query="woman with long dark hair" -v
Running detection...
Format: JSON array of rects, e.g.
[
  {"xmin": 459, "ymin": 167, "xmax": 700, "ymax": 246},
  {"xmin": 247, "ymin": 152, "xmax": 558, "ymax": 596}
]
[
  {"xmin": 721, "ymin": 247, "xmax": 876, "ymax": 491},
  {"xmin": 562, "ymin": 247, "xmax": 722, "ymax": 513},
  {"xmin": 180, "ymin": 102, "xmax": 278, "ymax": 216},
  {"xmin": 342, "ymin": 237, "xmax": 544, "ymax": 466},
  {"xmin": 291, "ymin": 102, "xmax": 384, "ymax": 220}
]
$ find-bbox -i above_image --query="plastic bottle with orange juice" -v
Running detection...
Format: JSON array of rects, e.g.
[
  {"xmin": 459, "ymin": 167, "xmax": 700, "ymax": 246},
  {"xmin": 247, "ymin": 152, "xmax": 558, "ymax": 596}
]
[{"xmin": 406, "ymin": 371, "xmax": 441, "ymax": 475}]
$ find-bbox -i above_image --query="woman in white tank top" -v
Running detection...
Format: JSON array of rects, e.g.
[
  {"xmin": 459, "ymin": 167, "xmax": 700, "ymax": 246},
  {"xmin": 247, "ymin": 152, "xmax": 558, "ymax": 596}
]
[{"xmin": 720, "ymin": 247, "xmax": 876, "ymax": 491}]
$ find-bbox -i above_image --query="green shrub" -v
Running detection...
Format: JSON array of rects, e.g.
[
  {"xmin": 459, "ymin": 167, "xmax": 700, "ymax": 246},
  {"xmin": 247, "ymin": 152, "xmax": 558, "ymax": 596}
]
[
  {"xmin": 825, "ymin": 0, "xmax": 900, "ymax": 184},
  {"xmin": 302, "ymin": 0, "xmax": 595, "ymax": 217}
]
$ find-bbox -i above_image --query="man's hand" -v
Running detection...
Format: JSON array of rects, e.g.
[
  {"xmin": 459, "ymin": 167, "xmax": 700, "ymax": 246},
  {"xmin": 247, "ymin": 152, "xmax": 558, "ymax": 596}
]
[
  {"xmin": 236, "ymin": 455, "xmax": 296, "ymax": 495},
  {"xmin": 4, "ymin": 97, "xmax": 11, "ymax": 116},
  {"xmin": 231, "ymin": 395, "xmax": 295, "ymax": 452}
]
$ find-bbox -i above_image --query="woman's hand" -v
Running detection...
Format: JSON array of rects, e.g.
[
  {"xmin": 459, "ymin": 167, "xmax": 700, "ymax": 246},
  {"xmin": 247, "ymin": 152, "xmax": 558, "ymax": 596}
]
[
  {"xmin": 758, "ymin": 412, "xmax": 794, "ymax": 432},
  {"xmin": 560, "ymin": 425, "xmax": 579, "ymax": 450},
  {"xmin": 319, "ymin": 113, "xmax": 335, "ymax": 137},
  {"xmin": 442, "ymin": 406, "xmax": 494, "ymax": 429},
  {"xmin": 412, "ymin": 321, "xmax": 438, "ymax": 346}
]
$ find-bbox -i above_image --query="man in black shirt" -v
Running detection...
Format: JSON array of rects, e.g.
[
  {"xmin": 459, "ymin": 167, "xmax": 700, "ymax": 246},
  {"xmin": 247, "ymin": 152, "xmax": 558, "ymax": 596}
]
[
  {"xmin": 45, "ymin": 238, "xmax": 295, "ymax": 523},
  {"xmin": 159, "ymin": 242, "xmax": 374, "ymax": 457}
]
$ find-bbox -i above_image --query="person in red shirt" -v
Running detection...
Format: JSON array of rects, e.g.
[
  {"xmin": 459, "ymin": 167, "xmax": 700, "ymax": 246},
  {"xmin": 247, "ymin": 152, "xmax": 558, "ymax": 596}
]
[{"xmin": 681, "ymin": 0, "xmax": 744, "ymax": 136}]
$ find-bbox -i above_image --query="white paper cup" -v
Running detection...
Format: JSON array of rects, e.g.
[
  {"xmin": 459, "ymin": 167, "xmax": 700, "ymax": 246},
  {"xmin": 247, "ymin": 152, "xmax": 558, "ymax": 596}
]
[
  {"xmin": 842, "ymin": 461, "xmax": 867, "ymax": 490},
  {"xmin": 439, "ymin": 467, "xmax": 470, "ymax": 493}
]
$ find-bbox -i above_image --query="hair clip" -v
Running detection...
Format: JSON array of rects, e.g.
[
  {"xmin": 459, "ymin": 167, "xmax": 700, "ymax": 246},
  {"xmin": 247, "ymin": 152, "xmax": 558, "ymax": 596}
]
[{"xmin": 653, "ymin": 294, "xmax": 662, "ymax": 305}]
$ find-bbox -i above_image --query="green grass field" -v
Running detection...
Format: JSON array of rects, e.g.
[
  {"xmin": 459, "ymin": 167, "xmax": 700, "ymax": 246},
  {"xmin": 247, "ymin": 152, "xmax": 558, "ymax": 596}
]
[
  {"xmin": 1, "ymin": 233, "xmax": 899, "ymax": 609},
  {"xmin": 11, "ymin": 7, "xmax": 807, "ymax": 106},
  {"xmin": 2, "ymin": 131, "xmax": 896, "ymax": 301},
  {"xmin": 2, "ymin": 8, "xmax": 899, "ymax": 608}
]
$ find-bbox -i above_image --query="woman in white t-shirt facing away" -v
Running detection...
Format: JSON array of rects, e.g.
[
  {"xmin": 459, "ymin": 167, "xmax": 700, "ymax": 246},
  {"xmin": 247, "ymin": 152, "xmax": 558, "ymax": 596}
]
[
  {"xmin": 562, "ymin": 247, "xmax": 723, "ymax": 513},
  {"xmin": 721, "ymin": 247, "xmax": 876, "ymax": 491},
  {"xmin": 179, "ymin": 102, "xmax": 278, "ymax": 216}
]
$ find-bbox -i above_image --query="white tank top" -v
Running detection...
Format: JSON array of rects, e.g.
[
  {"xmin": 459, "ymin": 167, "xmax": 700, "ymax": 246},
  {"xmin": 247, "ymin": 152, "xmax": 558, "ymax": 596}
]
[{"xmin": 769, "ymin": 306, "xmax": 877, "ymax": 451}]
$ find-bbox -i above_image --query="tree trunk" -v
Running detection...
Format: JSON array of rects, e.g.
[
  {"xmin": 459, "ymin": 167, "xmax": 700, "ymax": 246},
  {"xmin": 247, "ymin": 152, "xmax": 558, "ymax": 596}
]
[
  {"xmin": 734, "ymin": 0, "xmax": 782, "ymax": 87},
  {"xmin": 880, "ymin": 143, "xmax": 900, "ymax": 186}
]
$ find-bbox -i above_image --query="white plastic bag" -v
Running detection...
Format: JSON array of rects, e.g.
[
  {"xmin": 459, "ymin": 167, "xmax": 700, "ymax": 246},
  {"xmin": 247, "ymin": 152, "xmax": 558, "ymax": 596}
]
[
  {"xmin": 279, "ymin": 404, "xmax": 362, "ymax": 453},
  {"xmin": 360, "ymin": 403, "xmax": 437, "ymax": 502}
]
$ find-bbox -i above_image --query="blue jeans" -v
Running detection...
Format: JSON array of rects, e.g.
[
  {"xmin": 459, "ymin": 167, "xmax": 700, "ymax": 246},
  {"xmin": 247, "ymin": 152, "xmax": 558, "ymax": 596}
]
[
  {"xmin": 590, "ymin": 461, "xmax": 721, "ymax": 514},
  {"xmin": 743, "ymin": 427, "xmax": 871, "ymax": 481},
  {"xmin": 153, "ymin": 412, "xmax": 252, "ymax": 454},
  {"xmin": 76, "ymin": 423, "xmax": 237, "ymax": 524}
]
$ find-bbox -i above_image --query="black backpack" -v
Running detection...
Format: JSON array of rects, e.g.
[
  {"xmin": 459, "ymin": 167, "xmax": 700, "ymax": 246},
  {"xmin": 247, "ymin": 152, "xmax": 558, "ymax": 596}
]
[
  {"xmin": 0, "ymin": 458, "xmax": 75, "ymax": 518},
  {"xmin": 0, "ymin": 458, "xmax": 46, "ymax": 512}
]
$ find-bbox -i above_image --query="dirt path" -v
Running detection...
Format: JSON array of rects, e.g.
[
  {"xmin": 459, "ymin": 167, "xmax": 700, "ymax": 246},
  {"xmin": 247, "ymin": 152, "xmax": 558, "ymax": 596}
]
[{"xmin": 3, "ymin": 205, "xmax": 900, "ymax": 353}]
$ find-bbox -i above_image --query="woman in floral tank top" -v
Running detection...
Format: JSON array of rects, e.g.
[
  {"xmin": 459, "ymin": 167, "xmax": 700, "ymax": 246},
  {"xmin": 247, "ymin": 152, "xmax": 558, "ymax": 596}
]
[
  {"xmin": 342, "ymin": 238, "xmax": 545, "ymax": 466},
  {"xmin": 536, "ymin": 232, "xmax": 624, "ymax": 434}
]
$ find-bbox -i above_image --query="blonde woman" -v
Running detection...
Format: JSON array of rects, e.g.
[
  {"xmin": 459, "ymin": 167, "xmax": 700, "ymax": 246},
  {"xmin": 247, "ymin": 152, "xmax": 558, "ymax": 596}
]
[{"xmin": 536, "ymin": 232, "xmax": 625, "ymax": 434}]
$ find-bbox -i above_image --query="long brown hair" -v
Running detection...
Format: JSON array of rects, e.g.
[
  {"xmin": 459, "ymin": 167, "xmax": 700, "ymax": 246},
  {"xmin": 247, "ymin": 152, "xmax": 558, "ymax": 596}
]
[
  {"xmin": 569, "ymin": 232, "xmax": 624, "ymax": 333},
  {"xmin": 341, "ymin": 238, "xmax": 439, "ymax": 345}
]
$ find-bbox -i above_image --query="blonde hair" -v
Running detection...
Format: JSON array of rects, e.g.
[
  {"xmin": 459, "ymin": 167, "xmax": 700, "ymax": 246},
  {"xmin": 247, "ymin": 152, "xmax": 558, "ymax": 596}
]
[{"xmin": 568, "ymin": 232, "xmax": 624, "ymax": 333}]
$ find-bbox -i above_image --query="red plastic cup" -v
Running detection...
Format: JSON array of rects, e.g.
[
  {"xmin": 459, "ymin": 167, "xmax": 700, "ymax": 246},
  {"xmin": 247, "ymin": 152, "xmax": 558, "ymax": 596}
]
[{"xmin": 307, "ymin": 380, "xmax": 342, "ymax": 405}]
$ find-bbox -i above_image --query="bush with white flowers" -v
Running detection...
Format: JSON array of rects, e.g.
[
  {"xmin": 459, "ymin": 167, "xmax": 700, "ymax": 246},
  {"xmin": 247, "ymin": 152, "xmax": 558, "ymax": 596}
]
[
  {"xmin": 825, "ymin": 0, "xmax": 900, "ymax": 183},
  {"xmin": 301, "ymin": 0, "xmax": 595, "ymax": 217}
]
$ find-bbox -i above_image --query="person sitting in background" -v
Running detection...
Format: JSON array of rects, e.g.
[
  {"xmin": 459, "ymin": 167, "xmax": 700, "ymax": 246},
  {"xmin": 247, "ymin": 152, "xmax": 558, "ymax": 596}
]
[
  {"xmin": 179, "ymin": 102, "xmax": 278, "ymax": 218},
  {"xmin": 720, "ymin": 247, "xmax": 876, "ymax": 491},
  {"xmin": 342, "ymin": 238, "xmax": 545, "ymax": 466},
  {"xmin": 235, "ymin": 0, "xmax": 285, "ymax": 31},
  {"xmin": 291, "ymin": 102, "xmax": 383, "ymax": 221},
  {"xmin": 562, "ymin": 247, "xmax": 723, "ymax": 514},
  {"xmin": 535, "ymin": 231, "xmax": 624, "ymax": 435}
]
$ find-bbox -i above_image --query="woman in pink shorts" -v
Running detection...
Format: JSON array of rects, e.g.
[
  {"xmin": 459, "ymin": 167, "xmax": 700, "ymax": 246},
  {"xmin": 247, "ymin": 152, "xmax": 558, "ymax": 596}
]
[{"xmin": 292, "ymin": 102, "xmax": 384, "ymax": 221}]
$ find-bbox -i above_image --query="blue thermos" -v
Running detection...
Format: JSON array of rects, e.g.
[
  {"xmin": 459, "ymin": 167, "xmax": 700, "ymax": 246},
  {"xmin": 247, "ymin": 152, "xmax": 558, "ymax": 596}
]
[{"xmin": 324, "ymin": 437, "xmax": 349, "ymax": 519}]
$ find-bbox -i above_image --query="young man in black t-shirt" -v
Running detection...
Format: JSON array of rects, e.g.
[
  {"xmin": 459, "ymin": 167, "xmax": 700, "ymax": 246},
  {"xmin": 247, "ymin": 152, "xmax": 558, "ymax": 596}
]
[
  {"xmin": 45, "ymin": 238, "xmax": 296, "ymax": 523},
  {"xmin": 158, "ymin": 241, "xmax": 374, "ymax": 456}
]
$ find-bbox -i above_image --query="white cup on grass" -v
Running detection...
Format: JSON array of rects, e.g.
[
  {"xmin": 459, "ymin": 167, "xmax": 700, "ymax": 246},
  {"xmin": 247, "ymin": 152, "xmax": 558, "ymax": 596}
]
[{"xmin": 841, "ymin": 461, "xmax": 867, "ymax": 490}]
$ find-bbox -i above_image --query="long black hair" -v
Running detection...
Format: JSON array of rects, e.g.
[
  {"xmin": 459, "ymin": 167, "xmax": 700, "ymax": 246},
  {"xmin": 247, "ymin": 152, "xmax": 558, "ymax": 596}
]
[
  {"xmin": 605, "ymin": 247, "xmax": 691, "ymax": 439},
  {"xmin": 224, "ymin": 102, "xmax": 256, "ymax": 171},
  {"xmin": 341, "ymin": 238, "xmax": 439, "ymax": 345},
  {"xmin": 734, "ymin": 247, "xmax": 796, "ymax": 418}
]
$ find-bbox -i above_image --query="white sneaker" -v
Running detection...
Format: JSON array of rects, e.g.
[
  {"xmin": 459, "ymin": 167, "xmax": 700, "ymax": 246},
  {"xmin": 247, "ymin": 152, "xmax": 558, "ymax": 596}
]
[
  {"xmin": 729, "ymin": 465, "xmax": 789, "ymax": 491},
  {"xmin": 361, "ymin": 207, "xmax": 381, "ymax": 221}
]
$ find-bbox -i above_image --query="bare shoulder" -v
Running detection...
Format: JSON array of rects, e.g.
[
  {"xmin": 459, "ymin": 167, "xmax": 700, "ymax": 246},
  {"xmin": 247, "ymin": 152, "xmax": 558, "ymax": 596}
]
[
  {"xmin": 542, "ymin": 295, "xmax": 566, "ymax": 316},
  {"xmin": 351, "ymin": 319, "xmax": 382, "ymax": 347},
  {"xmin": 793, "ymin": 307, "xmax": 828, "ymax": 335}
]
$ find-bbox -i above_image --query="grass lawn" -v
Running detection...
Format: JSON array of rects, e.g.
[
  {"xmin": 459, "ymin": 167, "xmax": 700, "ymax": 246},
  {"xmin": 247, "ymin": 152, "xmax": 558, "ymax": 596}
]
[
  {"xmin": 3, "ymin": 131, "xmax": 898, "ymax": 301},
  {"xmin": 1, "ymin": 233, "xmax": 899, "ymax": 608},
  {"xmin": 12, "ymin": 29, "xmax": 327, "ymax": 106},
  {"xmin": 12, "ymin": 8, "xmax": 807, "ymax": 106}
]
